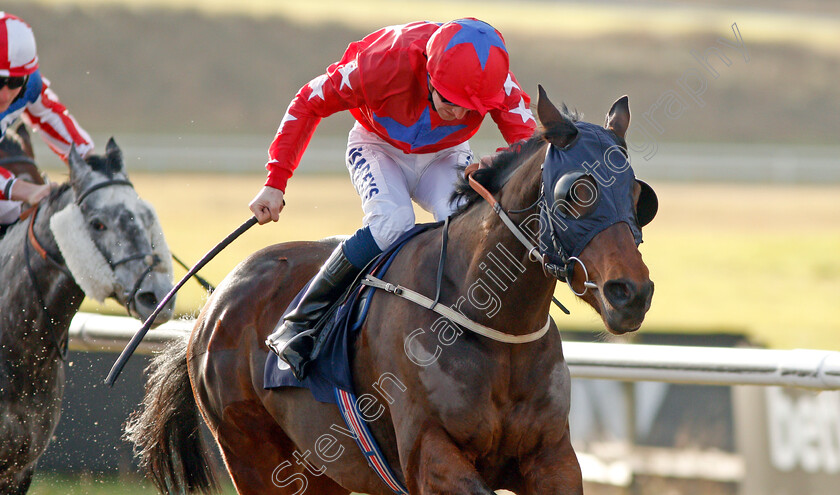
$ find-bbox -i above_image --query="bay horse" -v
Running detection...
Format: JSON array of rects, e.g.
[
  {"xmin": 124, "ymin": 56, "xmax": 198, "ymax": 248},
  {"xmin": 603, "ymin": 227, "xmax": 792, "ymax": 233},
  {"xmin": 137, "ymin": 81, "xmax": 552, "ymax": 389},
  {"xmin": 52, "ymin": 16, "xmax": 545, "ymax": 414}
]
[
  {"xmin": 0, "ymin": 134, "xmax": 175, "ymax": 494},
  {"xmin": 128, "ymin": 88, "xmax": 657, "ymax": 494}
]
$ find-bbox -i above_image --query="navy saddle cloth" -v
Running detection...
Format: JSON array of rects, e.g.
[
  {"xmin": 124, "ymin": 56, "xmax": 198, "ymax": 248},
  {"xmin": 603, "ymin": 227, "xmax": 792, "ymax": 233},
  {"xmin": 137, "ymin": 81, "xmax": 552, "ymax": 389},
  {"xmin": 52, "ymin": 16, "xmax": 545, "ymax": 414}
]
[{"xmin": 264, "ymin": 223, "xmax": 439, "ymax": 403}]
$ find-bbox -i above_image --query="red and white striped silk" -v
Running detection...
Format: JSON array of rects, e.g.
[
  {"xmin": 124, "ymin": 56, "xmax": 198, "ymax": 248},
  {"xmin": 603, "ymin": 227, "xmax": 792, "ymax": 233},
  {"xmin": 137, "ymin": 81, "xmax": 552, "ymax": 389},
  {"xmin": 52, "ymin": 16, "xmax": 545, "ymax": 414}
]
[{"xmin": 23, "ymin": 76, "xmax": 93, "ymax": 159}]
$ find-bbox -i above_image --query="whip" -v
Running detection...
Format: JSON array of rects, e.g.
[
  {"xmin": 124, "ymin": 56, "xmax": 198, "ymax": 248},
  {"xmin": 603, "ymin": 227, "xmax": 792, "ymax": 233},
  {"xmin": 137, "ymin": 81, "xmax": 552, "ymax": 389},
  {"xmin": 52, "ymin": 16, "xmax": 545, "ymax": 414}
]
[{"xmin": 105, "ymin": 216, "xmax": 258, "ymax": 386}]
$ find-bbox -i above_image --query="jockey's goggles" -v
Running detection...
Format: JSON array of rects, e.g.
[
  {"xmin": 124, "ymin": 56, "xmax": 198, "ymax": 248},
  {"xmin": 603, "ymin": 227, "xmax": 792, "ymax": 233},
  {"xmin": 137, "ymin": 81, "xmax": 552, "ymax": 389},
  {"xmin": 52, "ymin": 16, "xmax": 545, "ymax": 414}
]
[
  {"xmin": 434, "ymin": 88, "xmax": 458, "ymax": 107},
  {"xmin": 0, "ymin": 76, "xmax": 26, "ymax": 90}
]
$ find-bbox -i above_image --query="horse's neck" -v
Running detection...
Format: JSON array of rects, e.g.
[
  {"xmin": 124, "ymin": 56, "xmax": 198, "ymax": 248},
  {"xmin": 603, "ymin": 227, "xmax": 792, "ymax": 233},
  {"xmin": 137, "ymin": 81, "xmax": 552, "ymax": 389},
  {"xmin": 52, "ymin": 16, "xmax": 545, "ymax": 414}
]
[
  {"xmin": 31, "ymin": 189, "xmax": 73, "ymax": 260},
  {"xmin": 447, "ymin": 167, "xmax": 556, "ymax": 333},
  {"xmin": 34, "ymin": 188, "xmax": 84, "ymax": 308},
  {"xmin": 0, "ymin": 190, "xmax": 85, "ymax": 343},
  {"xmin": 0, "ymin": 216, "xmax": 74, "ymax": 401}
]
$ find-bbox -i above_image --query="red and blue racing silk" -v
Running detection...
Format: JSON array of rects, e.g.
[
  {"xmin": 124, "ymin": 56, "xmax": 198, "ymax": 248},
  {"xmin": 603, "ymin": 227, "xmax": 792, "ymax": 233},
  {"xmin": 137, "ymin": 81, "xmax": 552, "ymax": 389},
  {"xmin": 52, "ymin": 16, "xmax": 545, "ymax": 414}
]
[
  {"xmin": 0, "ymin": 70, "xmax": 94, "ymax": 160},
  {"xmin": 265, "ymin": 21, "xmax": 535, "ymax": 192}
]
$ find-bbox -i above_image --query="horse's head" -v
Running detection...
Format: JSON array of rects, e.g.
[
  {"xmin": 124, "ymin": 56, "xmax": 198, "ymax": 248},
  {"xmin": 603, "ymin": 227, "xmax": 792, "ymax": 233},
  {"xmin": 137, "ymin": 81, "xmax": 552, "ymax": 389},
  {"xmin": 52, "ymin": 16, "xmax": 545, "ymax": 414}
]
[
  {"xmin": 49, "ymin": 139, "xmax": 175, "ymax": 325},
  {"xmin": 535, "ymin": 86, "xmax": 657, "ymax": 334}
]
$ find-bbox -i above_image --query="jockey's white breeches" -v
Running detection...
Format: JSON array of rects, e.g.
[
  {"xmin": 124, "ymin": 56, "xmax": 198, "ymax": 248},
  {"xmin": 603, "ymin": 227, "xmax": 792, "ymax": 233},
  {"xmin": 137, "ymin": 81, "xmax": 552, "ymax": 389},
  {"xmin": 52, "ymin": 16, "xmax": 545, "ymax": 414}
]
[{"xmin": 345, "ymin": 122, "xmax": 473, "ymax": 250}]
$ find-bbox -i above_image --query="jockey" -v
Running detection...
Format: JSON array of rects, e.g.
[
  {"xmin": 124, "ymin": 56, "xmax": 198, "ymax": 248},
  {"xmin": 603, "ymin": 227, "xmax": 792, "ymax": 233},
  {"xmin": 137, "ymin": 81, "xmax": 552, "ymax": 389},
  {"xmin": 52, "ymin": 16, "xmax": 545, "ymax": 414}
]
[
  {"xmin": 253, "ymin": 18, "xmax": 536, "ymax": 379},
  {"xmin": 0, "ymin": 12, "xmax": 94, "ymax": 226}
]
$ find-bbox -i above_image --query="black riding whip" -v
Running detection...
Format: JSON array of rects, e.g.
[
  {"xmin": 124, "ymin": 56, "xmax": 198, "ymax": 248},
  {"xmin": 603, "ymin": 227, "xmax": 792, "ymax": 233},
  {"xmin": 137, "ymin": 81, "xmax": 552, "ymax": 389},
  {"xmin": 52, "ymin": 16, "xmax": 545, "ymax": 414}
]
[
  {"xmin": 105, "ymin": 216, "xmax": 258, "ymax": 386},
  {"xmin": 171, "ymin": 253, "xmax": 216, "ymax": 293}
]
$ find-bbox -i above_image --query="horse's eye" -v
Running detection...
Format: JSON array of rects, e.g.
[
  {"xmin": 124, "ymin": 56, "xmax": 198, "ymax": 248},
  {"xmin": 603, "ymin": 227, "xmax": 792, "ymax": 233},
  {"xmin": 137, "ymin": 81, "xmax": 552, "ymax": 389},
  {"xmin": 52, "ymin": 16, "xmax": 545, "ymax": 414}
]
[
  {"xmin": 553, "ymin": 173, "xmax": 599, "ymax": 218},
  {"xmin": 90, "ymin": 219, "xmax": 107, "ymax": 231}
]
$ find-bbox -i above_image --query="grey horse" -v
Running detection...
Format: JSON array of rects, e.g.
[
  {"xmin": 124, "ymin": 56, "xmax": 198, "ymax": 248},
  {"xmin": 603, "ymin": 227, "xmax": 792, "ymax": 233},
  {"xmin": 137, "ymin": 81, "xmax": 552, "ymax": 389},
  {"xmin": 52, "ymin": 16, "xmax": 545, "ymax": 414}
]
[{"xmin": 0, "ymin": 137, "xmax": 175, "ymax": 493}]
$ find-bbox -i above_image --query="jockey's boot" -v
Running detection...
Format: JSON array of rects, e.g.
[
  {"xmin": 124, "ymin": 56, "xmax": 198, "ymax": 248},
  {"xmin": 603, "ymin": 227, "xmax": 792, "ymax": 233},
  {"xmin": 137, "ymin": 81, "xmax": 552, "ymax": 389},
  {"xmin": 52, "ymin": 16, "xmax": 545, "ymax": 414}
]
[{"xmin": 266, "ymin": 243, "xmax": 361, "ymax": 380}]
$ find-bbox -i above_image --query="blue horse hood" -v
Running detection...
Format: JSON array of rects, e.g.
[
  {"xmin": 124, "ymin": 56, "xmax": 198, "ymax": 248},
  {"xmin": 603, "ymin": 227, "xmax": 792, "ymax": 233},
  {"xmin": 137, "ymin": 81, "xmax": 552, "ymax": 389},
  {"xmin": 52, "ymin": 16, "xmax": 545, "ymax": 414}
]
[{"xmin": 539, "ymin": 121, "xmax": 648, "ymax": 262}]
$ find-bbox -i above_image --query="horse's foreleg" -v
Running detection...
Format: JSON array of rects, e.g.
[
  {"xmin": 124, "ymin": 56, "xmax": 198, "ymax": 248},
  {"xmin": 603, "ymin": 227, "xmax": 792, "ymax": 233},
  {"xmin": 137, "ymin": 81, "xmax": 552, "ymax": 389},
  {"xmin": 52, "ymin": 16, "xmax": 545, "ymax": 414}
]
[
  {"xmin": 213, "ymin": 401, "xmax": 352, "ymax": 495},
  {"xmin": 404, "ymin": 425, "xmax": 495, "ymax": 495},
  {"xmin": 0, "ymin": 407, "xmax": 50, "ymax": 493},
  {"xmin": 520, "ymin": 425, "xmax": 583, "ymax": 495}
]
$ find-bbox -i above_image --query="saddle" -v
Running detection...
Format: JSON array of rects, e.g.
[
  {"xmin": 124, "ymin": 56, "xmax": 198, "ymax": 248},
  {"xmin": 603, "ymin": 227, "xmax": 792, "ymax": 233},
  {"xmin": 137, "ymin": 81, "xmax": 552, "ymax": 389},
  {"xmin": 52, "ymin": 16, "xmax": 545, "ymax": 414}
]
[{"xmin": 263, "ymin": 222, "xmax": 440, "ymax": 402}]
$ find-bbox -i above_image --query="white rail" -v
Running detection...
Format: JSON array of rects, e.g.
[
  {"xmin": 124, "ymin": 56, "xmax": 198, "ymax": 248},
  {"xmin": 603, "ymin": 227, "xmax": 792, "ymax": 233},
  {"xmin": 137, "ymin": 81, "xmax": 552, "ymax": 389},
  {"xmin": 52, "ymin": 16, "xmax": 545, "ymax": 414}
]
[
  {"xmin": 69, "ymin": 312, "xmax": 193, "ymax": 355},
  {"xmin": 68, "ymin": 313, "xmax": 840, "ymax": 390},
  {"xmin": 564, "ymin": 340, "xmax": 840, "ymax": 390}
]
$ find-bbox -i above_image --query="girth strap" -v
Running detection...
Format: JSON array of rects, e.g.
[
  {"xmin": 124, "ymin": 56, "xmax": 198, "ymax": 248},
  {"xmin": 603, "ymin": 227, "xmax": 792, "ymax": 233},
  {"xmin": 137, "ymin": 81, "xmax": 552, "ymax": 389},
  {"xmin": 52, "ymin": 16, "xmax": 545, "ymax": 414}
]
[
  {"xmin": 334, "ymin": 388, "xmax": 409, "ymax": 495},
  {"xmin": 361, "ymin": 274, "xmax": 552, "ymax": 344}
]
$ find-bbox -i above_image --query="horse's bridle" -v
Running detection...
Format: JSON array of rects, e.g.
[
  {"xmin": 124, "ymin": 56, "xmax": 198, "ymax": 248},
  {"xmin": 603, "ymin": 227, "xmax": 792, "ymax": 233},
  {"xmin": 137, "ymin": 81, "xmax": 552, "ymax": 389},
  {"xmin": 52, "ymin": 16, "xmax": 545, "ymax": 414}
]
[
  {"xmin": 24, "ymin": 205, "xmax": 72, "ymax": 360},
  {"xmin": 536, "ymin": 179, "xmax": 599, "ymax": 296},
  {"xmin": 25, "ymin": 178, "xmax": 163, "ymax": 318},
  {"xmin": 464, "ymin": 162, "xmax": 598, "ymax": 298}
]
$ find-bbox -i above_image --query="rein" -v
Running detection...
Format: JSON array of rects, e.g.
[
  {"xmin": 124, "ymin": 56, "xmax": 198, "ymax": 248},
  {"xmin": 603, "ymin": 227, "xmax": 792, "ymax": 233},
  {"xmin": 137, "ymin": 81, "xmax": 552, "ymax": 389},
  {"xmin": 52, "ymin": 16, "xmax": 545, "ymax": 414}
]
[
  {"xmin": 26, "ymin": 205, "xmax": 72, "ymax": 278},
  {"xmin": 464, "ymin": 161, "xmax": 598, "ymax": 298},
  {"xmin": 24, "ymin": 205, "xmax": 71, "ymax": 361},
  {"xmin": 0, "ymin": 155, "xmax": 37, "ymax": 168},
  {"xmin": 359, "ymin": 167, "xmax": 560, "ymax": 345}
]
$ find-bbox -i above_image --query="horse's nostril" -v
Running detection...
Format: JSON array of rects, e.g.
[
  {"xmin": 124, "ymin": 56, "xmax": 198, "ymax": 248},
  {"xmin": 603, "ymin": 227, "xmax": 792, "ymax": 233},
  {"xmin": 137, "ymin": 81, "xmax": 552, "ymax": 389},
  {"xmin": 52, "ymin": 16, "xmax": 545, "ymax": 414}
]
[
  {"xmin": 604, "ymin": 279, "xmax": 635, "ymax": 308},
  {"xmin": 135, "ymin": 291, "xmax": 159, "ymax": 309},
  {"xmin": 640, "ymin": 281, "xmax": 654, "ymax": 305}
]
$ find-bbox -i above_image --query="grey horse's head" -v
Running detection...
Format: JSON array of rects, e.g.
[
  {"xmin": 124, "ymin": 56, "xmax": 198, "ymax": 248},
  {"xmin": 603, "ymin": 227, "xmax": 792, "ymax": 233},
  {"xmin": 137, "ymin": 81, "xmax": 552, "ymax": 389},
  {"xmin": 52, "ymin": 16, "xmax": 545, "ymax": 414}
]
[{"xmin": 50, "ymin": 138, "xmax": 175, "ymax": 324}]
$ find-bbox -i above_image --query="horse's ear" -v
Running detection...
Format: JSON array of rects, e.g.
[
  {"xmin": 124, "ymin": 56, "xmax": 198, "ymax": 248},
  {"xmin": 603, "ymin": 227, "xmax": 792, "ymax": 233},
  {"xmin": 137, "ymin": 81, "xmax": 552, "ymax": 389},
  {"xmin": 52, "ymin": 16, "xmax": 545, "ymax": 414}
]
[
  {"xmin": 67, "ymin": 144, "xmax": 88, "ymax": 181},
  {"xmin": 605, "ymin": 95, "xmax": 630, "ymax": 140},
  {"xmin": 105, "ymin": 137, "xmax": 121, "ymax": 160},
  {"xmin": 537, "ymin": 85, "xmax": 577, "ymax": 147},
  {"xmin": 14, "ymin": 124, "xmax": 34, "ymax": 159},
  {"xmin": 105, "ymin": 137, "xmax": 126, "ymax": 173},
  {"xmin": 537, "ymin": 85, "xmax": 566, "ymax": 127}
]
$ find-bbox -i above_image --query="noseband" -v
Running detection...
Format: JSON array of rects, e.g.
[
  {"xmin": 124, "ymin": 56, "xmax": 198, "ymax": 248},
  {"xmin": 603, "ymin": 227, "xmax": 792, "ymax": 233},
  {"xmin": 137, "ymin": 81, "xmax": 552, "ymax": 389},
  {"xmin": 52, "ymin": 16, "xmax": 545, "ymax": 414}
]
[{"xmin": 26, "ymin": 178, "xmax": 163, "ymax": 317}]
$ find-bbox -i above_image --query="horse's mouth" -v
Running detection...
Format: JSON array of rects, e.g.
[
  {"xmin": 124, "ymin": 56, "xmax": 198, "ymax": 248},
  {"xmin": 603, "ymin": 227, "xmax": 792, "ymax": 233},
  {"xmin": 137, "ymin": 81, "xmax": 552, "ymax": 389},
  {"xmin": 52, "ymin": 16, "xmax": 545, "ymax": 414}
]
[
  {"xmin": 112, "ymin": 287, "xmax": 175, "ymax": 327},
  {"xmin": 598, "ymin": 279, "xmax": 654, "ymax": 335},
  {"xmin": 604, "ymin": 314, "xmax": 645, "ymax": 335},
  {"xmin": 132, "ymin": 296, "xmax": 175, "ymax": 327}
]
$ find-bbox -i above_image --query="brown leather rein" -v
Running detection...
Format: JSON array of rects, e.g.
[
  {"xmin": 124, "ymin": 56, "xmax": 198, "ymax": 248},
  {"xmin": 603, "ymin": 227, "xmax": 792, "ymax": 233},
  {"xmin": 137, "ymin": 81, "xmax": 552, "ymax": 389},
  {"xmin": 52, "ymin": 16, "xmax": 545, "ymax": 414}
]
[
  {"xmin": 464, "ymin": 161, "xmax": 583, "ymax": 312},
  {"xmin": 24, "ymin": 204, "xmax": 70, "ymax": 275}
]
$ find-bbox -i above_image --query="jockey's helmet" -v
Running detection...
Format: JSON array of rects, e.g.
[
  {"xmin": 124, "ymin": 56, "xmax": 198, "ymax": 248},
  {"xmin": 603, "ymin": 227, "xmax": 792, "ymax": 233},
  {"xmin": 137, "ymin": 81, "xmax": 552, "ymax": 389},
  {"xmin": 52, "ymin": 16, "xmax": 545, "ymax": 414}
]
[
  {"xmin": 426, "ymin": 18, "xmax": 509, "ymax": 116},
  {"xmin": 1, "ymin": 13, "xmax": 39, "ymax": 78}
]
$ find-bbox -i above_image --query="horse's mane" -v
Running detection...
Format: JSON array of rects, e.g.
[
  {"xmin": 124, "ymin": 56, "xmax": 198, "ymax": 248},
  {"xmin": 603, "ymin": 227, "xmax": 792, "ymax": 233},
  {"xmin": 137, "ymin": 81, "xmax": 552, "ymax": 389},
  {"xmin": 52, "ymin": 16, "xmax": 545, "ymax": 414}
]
[
  {"xmin": 450, "ymin": 104, "xmax": 581, "ymax": 213},
  {"xmin": 35, "ymin": 183, "xmax": 73, "ymax": 218},
  {"xmin": 49, "ymin": 183, "xmax": 72, "ymax": 202}
]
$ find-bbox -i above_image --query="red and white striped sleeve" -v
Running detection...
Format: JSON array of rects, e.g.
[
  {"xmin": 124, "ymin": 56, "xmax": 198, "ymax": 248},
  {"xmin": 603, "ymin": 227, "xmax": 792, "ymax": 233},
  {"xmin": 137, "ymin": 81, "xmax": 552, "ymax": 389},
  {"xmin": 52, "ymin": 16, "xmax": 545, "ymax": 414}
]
[
  {"xmin": 22, "ymin": 76, "xmax": 94, "ymax": 160},
  {"xmin": 0, "ymin": 167, "xmax": 17, "ymax": 201}
]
